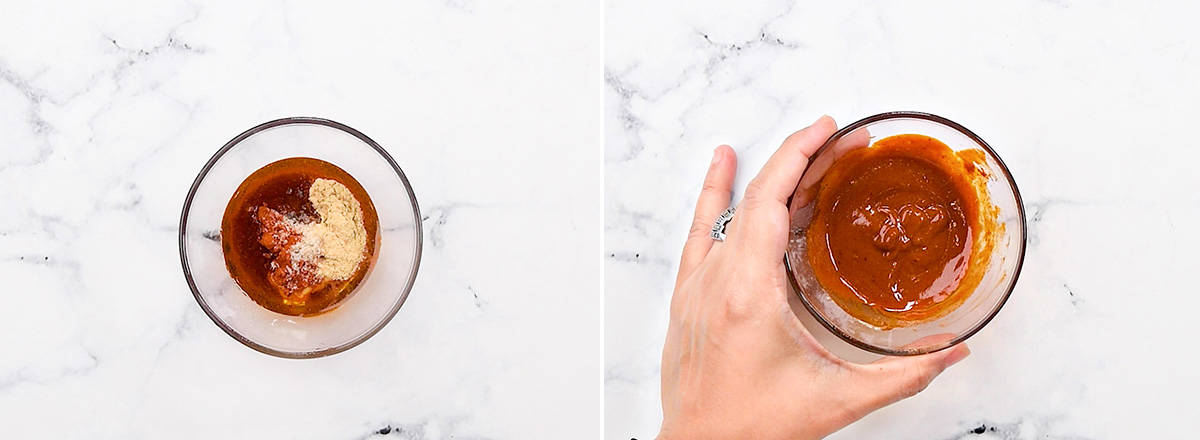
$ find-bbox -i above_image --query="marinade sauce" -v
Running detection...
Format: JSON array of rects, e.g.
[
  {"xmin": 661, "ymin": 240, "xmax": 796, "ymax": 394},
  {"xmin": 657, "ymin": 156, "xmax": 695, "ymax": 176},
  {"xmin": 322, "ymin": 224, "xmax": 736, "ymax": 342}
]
[
  {"xmin": 805, "ymin": 134, "xmax": 996, "ymax": 328},
  {"xmin": 221, "ymin": 157, "xmax": 380, "ymax": 316}
]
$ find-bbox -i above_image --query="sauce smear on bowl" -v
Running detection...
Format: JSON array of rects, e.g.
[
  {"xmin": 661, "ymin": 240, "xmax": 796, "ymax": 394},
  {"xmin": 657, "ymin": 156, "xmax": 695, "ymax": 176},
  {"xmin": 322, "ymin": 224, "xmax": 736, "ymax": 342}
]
[{"xmin": 805, "ymin": 134, "xmax": 996, "ymax": 328}]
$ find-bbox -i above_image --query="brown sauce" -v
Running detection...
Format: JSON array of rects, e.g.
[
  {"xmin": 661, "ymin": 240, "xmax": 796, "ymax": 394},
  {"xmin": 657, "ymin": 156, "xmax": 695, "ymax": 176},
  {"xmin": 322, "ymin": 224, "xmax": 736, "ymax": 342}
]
[
  {"xmin": 221, "ymin": 157, "xmax": 379, "ymax": 316},
  {"xmin": 805, "ymin": 134, "xmax": 996, "ymax": 328}
]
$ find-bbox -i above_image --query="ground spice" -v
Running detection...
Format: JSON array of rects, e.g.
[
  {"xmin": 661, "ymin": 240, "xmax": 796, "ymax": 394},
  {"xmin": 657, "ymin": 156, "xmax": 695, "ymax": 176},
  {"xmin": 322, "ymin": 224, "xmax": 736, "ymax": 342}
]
[
  {"xmin": 255, "ymin": 178, "xmax": 367, "ymax": 302},
  {"xmin": 295, "ymin": 178, "xmax": 368, "ymax": 280}
]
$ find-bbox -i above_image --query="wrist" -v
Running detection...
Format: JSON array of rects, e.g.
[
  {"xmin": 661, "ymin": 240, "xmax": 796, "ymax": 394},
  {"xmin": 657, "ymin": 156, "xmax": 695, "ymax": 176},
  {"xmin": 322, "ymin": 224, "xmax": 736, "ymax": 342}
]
[
  {"xmin": 657, "ymin": 419, "xmax": 694, "ymax": 440},
  {"xmin": 658, "ymin": 419, "xmax": 826, "ymax": 440}
]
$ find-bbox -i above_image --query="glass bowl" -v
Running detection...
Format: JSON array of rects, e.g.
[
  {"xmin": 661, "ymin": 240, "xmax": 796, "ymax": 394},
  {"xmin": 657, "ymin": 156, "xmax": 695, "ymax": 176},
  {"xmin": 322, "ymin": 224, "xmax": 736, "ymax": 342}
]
[
  {"xmin": 179, "ymin": 117, "xmax": 422, "ymax": 358},
  {"xmin": 784, "ymin": 112, "xmax": 1025, "ymax": 355}
]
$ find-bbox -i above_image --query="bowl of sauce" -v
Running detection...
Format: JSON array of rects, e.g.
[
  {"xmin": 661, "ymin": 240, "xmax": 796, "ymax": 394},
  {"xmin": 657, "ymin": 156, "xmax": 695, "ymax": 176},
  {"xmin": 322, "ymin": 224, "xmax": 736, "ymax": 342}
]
[
  {"xmin": 180, "ymin": 117, "xmax": 421, "ymax": 358},
  {"xmin": 222, "ymin": 157, "xmax": 380, "ymax": 317},
  {"xmin": 785, "ymin": 112, "xmax": 1025, "ymax": 355}
]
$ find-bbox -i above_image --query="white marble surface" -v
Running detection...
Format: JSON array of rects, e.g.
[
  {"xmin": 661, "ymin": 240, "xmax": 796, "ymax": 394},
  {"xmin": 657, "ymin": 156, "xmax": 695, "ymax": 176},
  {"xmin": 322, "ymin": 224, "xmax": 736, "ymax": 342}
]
[
  {"xmin": 0, "ymin": 0, "xmax": 600, "ymax": 438},
  {"xmin": 607, "ymin": 1, "xmax": 1200, "ymax": 438}
]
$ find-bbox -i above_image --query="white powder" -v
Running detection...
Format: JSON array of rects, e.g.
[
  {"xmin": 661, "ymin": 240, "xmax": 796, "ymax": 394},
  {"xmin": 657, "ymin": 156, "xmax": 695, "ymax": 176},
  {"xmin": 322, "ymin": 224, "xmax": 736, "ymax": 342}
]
[{"xmin": 288, "ymin": 178, "xmax": 367, "ymax": 280}]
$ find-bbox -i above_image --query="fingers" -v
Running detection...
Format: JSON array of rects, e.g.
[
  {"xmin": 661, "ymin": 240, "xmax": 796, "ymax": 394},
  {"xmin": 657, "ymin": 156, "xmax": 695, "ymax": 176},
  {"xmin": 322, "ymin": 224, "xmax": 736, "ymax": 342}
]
[
  {"xmin": 852, "ymin": 342, "xmax": 970, "ymax": 412},
  {"xmin": 743, "ymin": 115, "xmax": 838, "ymax": 206},
  {"xmin": 790, "ymin": 124, "xmax": 871, "ymax": 209},
  {"xmin": 723, "ymin": 116, "xmax": 837, "ymax": 260},
  {"xmin": 677, "ymin": 145, "xmax": 738, "ymax": 284}
]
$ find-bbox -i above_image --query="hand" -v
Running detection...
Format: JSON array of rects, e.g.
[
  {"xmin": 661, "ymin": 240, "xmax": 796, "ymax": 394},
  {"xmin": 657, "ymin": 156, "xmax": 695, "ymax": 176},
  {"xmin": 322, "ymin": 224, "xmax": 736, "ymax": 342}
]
[{"xmin": 658, "ymin": 116, "xmax": 971, "ymax": 440}]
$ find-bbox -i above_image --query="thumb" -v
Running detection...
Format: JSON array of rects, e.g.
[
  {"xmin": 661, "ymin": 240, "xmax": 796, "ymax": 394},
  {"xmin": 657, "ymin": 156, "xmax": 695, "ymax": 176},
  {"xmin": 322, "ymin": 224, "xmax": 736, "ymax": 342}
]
[{"xmin": 850, "ymin": 343, "xmax": 970, "ymax": 413}]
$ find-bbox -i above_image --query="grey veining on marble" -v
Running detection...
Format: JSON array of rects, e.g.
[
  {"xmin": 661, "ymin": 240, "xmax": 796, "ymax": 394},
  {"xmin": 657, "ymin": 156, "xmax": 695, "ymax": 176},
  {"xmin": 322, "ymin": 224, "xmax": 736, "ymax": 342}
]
[
  {"xmin": 606, "ymin": 1, "xmax": 1200, "ymax": 439},
  {"xmin": 0, "ymin": 1, "xmax": 601, "ymax": 438}
]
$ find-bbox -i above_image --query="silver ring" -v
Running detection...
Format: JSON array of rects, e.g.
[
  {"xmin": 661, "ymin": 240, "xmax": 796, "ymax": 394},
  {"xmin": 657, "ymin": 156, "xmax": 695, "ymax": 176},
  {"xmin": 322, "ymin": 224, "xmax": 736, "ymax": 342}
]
[{"xmin": 710, "ymin": 207, "xmax": 736, "ymax": 241}]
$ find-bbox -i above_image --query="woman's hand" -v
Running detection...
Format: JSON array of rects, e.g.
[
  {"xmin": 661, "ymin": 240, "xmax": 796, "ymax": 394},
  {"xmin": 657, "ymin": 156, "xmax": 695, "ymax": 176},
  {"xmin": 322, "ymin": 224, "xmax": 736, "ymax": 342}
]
[{"xmin": 659, "ymin": 116, "xmax": 971, "ymax": 440}]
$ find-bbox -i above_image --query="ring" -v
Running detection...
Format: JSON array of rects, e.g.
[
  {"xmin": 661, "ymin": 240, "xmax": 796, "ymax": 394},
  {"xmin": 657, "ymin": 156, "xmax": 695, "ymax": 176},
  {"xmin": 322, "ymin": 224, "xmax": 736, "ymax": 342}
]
[{"xmin": 710, "ymin": 207, "xmax": 736, "ymax": 241}]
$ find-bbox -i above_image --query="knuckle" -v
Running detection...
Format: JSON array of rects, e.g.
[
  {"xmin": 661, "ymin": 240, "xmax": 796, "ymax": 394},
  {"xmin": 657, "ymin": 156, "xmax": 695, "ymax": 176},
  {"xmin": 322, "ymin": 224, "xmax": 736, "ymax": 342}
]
[
  {"xmin": 720, "ymin": 290, "xmax": 758, "ymax": 322},
  {"xmin": 740, "ymin": 189, "xmax": 774, "ymax": 213},
  {"xmin": 737, "ymin": 200, "xmax": 758, "ymax": 217},
  {"xmin": 783, "ymin": 127, "xmax": 813, "ymax": 146},
  {"xmin": 700, "ymin": 180, "xmax": 731, "ymax": 200},
  {"xmin": 688, "ymin": 217, "xmax": 712, "ymax": 239},
  {"xmin": 743, "ymin": 178, "xmax": 766, "ymax": 200}
]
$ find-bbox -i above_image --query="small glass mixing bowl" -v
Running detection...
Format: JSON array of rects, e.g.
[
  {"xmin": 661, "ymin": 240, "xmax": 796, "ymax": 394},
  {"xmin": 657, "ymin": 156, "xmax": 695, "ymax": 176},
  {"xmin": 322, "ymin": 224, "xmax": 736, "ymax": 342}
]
[
  {"xmin": 784, "ymin": 112, "xmax": 1026, "ymax": 355},
  {"xmin": 179, "ymin": 117, "xmax": 422, "ymax": 358}
]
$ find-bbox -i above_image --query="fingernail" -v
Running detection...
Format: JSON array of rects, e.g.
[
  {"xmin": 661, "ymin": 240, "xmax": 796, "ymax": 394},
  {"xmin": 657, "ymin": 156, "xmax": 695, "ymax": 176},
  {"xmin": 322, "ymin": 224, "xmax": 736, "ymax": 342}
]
[
  {"xmin": 813, "ymin": 114, "xmax": 830, "ymax": 126},
  {"xmin": 711, "ymin": 147, "xmax": 723, "ymax": 166}
]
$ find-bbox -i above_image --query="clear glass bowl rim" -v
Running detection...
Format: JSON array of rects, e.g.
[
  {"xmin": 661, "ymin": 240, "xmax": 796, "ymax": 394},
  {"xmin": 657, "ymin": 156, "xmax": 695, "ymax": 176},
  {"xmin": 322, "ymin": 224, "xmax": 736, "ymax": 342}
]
[
  {"xmin": 177, "ymin": 116, "xmax": 423, "ymax": 359},
  {"xmin": 783, "ymin": 111, "xmax": 1027, "ymax": 356}
]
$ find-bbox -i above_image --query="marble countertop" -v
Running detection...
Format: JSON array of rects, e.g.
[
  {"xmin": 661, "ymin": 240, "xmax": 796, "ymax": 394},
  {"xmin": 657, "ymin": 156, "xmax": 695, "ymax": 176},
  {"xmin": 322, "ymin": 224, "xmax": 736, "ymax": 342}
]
[
  {"xmin": 0, "ymin": 1, "xmax": 600, "ymax": 438},
  {"xmin": 606, "ymin": 1, "xmax": 1200, "ymax": 439}
]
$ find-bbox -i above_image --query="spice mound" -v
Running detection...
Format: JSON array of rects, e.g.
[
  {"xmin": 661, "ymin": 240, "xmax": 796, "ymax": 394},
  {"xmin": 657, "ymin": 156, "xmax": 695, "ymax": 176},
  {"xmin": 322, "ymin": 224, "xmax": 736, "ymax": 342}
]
[
  {"xmin": 805, "ymin": 134, "xmax": 998, "ymax": 329},
  {"xmin": 256, "ymin": 178, "xmax": 367, "ymax": 301},
  {"xmin": 221, "ymin": 158, "xmax": 379, "ymax": 316}
]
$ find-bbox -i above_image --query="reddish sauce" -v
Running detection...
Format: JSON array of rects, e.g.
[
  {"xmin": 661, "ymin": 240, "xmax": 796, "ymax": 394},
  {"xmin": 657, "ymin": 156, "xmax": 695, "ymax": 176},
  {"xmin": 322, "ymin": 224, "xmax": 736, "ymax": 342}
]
[
  {"xmin": 221, "ymin": 157, "xmax": 379, "ymax": 316},
  {"xmin": 806, "ymin": 135, "xmax": 996, "ymax": 328}
]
